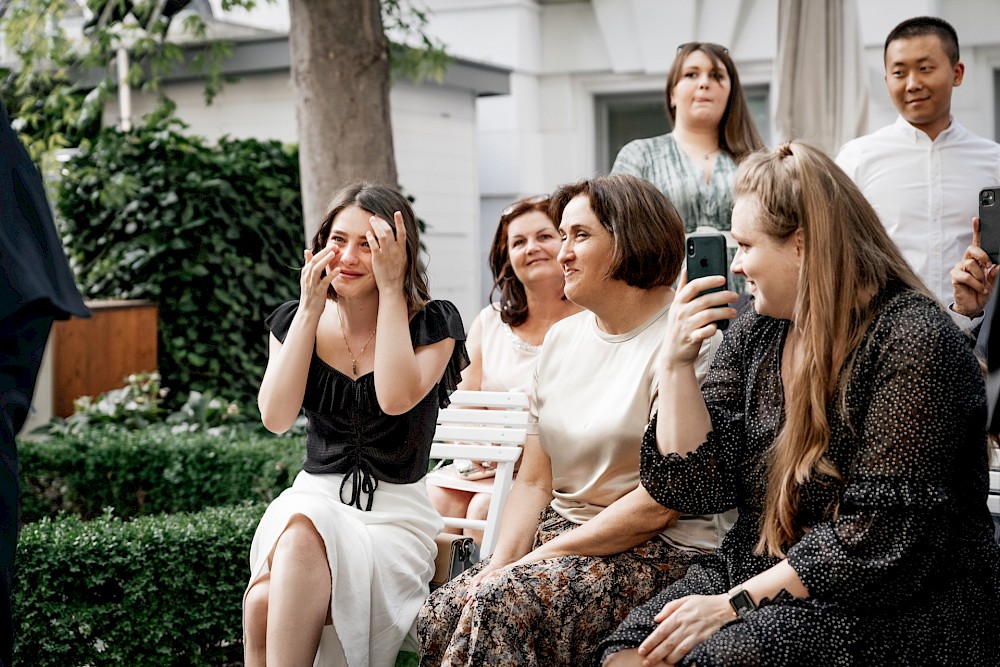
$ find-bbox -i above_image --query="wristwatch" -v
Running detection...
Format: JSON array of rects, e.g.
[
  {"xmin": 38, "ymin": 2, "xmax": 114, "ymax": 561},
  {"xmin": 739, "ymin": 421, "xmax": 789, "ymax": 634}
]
[{"xmin": 728, "ymin": 585, "xmax": 756, "ymax": 618}]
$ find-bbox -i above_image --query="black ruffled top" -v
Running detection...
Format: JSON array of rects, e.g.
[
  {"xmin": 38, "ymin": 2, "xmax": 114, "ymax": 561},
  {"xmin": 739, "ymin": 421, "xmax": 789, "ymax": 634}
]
[{"xmin": 266, "ymin": 299, "xmax": 468, "ymax": 510}]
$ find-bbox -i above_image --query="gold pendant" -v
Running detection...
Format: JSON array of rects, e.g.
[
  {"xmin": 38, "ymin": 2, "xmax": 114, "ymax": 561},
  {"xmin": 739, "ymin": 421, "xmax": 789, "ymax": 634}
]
[{"xmin": 352, "ymin": 360, "xmax": 358, "ymax": 375}]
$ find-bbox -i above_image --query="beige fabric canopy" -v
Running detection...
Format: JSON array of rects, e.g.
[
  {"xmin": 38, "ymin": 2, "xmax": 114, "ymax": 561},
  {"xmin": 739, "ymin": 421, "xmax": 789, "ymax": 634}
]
[{"xmin": 773, "ymin": 0, "xmax": 870, "ymax": 155}]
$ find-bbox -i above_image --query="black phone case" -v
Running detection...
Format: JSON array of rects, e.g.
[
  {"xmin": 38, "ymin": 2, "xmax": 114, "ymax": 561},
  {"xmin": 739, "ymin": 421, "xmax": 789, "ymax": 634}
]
[
  {"xmin": 980, "ymin": 187, "xmax": 1000, "ymax": 264},
  {"xmin": 686, "ymin": 232, "xmax": 729, "ymax": 330}
]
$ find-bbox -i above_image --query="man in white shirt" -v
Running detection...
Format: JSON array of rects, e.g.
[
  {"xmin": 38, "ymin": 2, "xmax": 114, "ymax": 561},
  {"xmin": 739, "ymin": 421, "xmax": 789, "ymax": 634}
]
[{"xmin": 836, "ymin": 16, "xmax": 1000, "ymax": 318}]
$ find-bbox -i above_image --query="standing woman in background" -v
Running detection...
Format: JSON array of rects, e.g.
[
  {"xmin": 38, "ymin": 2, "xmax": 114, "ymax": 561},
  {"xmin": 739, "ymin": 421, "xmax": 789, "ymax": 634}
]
[
  {"xmin": 612, "ymin": 42, "xmax": 764, "ymax": 261},
  {"xmin": 243, "ymin": 183, "xmax": 468, "ymax": 667},
  {"xmin": 427, "ymin": 195, "xmax": 581, "ymax": 544}
]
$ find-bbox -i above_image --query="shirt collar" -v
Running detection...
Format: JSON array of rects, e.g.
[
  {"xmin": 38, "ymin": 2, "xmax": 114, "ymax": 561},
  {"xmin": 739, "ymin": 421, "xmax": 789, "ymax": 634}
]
[{"xmin": 893, "ymin": 114, "xmax": 959, "ymax": 143}]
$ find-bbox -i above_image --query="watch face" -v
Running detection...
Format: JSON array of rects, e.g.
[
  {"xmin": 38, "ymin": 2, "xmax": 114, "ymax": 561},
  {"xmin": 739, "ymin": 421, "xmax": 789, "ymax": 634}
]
[{"xmin": 730, "ymin": 589, "xmax": 755, "ymax": 616}]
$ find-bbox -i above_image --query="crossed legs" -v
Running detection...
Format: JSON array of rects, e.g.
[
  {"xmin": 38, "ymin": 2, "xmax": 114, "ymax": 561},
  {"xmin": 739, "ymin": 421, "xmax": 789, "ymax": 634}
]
[{"xmin": 244, "ymin": 514, "xmax": 333, "ymax": 667}]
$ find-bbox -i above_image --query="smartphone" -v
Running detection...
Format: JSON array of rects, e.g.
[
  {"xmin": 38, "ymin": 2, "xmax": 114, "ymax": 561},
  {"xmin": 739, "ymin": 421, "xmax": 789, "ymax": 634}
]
[
  {"xmin": 979, "ymin": 187, "xmax": 1000, "ymax": 263},
  {"xmin": 685, "ymin": 232, "xmax": 730, "ymax": 330}
]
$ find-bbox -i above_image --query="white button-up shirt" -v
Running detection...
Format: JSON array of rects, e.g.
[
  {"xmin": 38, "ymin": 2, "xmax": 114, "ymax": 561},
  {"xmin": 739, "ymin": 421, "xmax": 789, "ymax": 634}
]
[{"xmin": 836, "ymin": 115, "xmax": 1000, "ymax": 313}]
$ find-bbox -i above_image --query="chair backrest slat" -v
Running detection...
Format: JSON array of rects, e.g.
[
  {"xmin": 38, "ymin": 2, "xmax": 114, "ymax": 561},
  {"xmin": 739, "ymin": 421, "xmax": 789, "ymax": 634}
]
[
  {"xmin": 447, "ymin": 390, "xmax": 530, "ymax": 410},
  {"xmin": 989, "ymin": 469, "xmax": 1000, "ymax": 517},
  {"xmin": 433, "ymin": 425, "xmax": 526, "ymax": 445},
  {"xmin": 437, "ymin": 407, "xmax": 530, "ymax": 427},
  {"xmin": 428, "ymin": 391, "xmax": 529, "ymax": 562}
]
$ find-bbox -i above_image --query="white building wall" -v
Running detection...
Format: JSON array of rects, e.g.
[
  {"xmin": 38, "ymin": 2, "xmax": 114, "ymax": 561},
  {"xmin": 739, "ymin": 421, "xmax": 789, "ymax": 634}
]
[
  {"xmin": 426, "ymin": 0, "xmax": 1000, "ymax": 161},
  {"xmin": 414, "ymin": 0, "xmax": 1000, "ymax": 308}
]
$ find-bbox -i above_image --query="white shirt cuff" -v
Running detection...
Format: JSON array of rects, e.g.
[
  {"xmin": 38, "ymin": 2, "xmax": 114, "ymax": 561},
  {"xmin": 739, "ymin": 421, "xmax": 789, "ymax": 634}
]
[{"xmin": 948, "ymin": 303, "xmax": 985, "ymax": 331}]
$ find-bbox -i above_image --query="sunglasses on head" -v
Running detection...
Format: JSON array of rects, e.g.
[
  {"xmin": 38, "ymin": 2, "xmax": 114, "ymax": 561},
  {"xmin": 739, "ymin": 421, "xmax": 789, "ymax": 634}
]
[
  {"xmin": 677, "ymin": 42, "xmax": 729, "ymax": 54},
  {"xmin": 502, "ymin": 194, "xmax": 550, "ymax": 218}
]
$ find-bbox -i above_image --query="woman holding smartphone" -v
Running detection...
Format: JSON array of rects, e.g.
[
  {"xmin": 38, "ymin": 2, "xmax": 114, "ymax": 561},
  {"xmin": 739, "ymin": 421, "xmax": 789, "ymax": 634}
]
[
  {"xmin": 600, "ymin": 142, "xmax": 1000, "ymax": 667},
  {"xmin": 426, "ymin": 195, "xmax": 580, "ymax": 544}
]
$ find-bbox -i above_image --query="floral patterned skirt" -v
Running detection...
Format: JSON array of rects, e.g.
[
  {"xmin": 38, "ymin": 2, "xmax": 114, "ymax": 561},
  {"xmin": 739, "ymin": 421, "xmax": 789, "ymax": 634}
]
[{"xmin": 416, "ymin": 505, "xmax": 693, "ymax": 667}]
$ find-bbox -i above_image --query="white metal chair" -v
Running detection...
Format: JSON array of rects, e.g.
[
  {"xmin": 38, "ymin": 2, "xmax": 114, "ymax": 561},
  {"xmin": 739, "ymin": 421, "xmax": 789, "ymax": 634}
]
[
  {"xmin": 988, "ymin": 447, "xmax": 999, "ymax": 518},
  {"xmin": 427, "ymin": 390, "xmax": 529, "ymax": 558}
]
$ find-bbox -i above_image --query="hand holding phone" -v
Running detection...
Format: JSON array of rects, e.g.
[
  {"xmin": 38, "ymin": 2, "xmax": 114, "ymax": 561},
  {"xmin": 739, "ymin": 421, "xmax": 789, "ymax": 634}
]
[
  {"xmin": 685, "ymin": 232, "xmax": 731, "ymax": 330},
  {"xmin": 979, "ymin": 187, "xmax": 1000, "ymax": 264},
  {"xmin": 454, "ymin": 459, "xmax": 496, "ymax": 480},
  {"xmin": 951, "ymin": 214, "xmax": 998, "ymax": 318}
]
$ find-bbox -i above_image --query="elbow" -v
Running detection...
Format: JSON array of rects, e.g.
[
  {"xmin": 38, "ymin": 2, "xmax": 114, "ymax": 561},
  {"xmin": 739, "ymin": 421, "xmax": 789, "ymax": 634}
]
[
  {"xmin": 379, "ymin": 398, "xmax": 415, "ymax": 416},
  {"xmin": 375, "ymin": 388, "xmax": 421, "ymax": 416},
  {"xmin": 258, "ymin": 397, "xmax": 294, "ymax": 434},
  {"xmin": 513, "ymin": 473, "xmax": 553, "ymax": 499},
  {"xmin": 260, "ymin": 412, "xmax": 292, "ymax": 435}
]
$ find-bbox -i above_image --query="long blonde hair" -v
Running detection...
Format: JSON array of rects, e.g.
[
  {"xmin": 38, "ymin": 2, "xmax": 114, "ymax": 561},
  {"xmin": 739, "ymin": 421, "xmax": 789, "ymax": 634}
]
[{"xmin": 736, "ymin": 142, "xmax": 934, "ymax": 557}]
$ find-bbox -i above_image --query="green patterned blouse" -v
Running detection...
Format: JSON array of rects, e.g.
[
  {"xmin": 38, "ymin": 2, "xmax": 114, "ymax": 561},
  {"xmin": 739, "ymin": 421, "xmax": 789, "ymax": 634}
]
[{"xmin": 611, "ymin": 132, "xmax": 737, "ymax": 234}]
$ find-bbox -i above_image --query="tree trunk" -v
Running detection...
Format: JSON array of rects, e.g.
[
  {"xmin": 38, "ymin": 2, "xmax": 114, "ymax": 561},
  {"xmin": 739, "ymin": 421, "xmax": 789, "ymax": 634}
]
[{"xmin": 288, "ymin": 0, "xmax": 399, "ymax": 241}]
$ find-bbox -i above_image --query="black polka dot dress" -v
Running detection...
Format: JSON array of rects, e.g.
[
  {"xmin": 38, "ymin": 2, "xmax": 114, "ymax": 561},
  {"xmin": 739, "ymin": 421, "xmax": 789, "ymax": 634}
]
[{"xmin": 599, "ymin": 283, "xmax": 1000, "ymax": 666}]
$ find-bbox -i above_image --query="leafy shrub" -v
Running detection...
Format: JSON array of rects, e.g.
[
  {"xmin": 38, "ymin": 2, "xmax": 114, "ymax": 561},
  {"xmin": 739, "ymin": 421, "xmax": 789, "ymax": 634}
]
[
  {"xmin": 14, "ymin": 502, "xmax": 266, "ymax": 667},
  {"xmin": 165, "ymin": 390, "xmax": 246, "ymax": 434},
  {"xmin": 57, "ymin": 117, "xmax": 304, "ymax": 407},
  {"xmin": 19, "ymin": 425, "xmax": 304, "ymax": 523},
  {"xmin": 38, "ymin": 372, "xmax": 249, "ymax": 437},
  {"xmin": 39, "ymin": 370, "xmax": 169, "ymax": 435}
]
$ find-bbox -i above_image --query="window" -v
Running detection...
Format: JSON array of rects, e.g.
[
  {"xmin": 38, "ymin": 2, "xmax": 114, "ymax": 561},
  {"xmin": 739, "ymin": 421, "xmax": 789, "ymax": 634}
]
[
  {"xmin": 596, "ymin": 92, "xmax": 671, "ymax": 174},
  {"xmin": 596, "ymin": 84, "xmax": 771, "ymax": 173}
]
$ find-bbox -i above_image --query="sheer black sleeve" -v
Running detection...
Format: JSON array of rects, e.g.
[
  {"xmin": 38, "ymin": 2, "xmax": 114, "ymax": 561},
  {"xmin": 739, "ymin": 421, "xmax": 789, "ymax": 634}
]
[
  {"xmin": 640, "ymin": 309, "xmax": 765, "ymax": 514},
  {"xmin": 787, "ymin": 295, "xmax": 988, "ymax": 606},
  {"xmin": 409, "ymin": 300, "xmax": 470, "ymax": 408}
]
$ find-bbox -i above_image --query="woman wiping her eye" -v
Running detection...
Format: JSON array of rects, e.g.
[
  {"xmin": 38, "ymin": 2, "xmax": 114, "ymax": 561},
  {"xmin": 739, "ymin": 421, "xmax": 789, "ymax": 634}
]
[{"xmin": 243, "ymin": 183, "xmax": 468, "ymax": 667}]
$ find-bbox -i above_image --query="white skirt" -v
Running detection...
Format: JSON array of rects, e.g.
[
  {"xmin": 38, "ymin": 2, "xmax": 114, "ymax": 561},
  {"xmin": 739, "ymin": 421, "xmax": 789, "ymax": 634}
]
[{"xmin": 245, "ymin": 470, "xmax": 444, "ymax": 667}]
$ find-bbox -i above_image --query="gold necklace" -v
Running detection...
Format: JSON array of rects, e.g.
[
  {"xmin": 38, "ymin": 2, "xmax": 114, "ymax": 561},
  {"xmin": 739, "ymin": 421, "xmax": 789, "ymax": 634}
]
[
  {"xmin": 676, "ymin": 135, "xmax": 720, "ymax": 161},
  {"xmin": 336, "ymin": 307, "xmax": 376, "ymax": 376}
]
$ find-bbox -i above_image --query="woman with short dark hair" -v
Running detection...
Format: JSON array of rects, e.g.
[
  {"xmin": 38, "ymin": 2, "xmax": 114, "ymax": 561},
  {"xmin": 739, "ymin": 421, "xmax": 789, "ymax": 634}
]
[{"xmin": 418, "ymin": 174, "xmax": 727, "ymax": 666}]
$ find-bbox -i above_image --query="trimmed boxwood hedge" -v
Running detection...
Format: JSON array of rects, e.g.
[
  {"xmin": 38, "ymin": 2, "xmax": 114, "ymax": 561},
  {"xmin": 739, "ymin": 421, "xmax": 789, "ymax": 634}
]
[
  {"xmin": 19, "ymin": 425, "xmax": 304, "ymax": 523},
  {"xmin": 14, "ymin": 502, "xmax": 266, "ymax": 667},
  {"xmin": 15, "ymin": 428, "xmax": 426, "ymax": 665}
]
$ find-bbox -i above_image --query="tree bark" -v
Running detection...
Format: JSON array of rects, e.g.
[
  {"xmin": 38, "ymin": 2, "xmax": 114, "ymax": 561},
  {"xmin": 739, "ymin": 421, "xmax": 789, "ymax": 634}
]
[{"xmin": 288, "ymin": 0, "xmax": 399, "ymax": 241}]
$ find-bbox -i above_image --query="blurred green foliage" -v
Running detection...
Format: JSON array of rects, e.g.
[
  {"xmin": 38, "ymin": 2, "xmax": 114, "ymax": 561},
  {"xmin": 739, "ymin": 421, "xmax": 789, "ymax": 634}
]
[{"xmin": 56, "ymin": 116, "xmax": 304, "ymax": 406}]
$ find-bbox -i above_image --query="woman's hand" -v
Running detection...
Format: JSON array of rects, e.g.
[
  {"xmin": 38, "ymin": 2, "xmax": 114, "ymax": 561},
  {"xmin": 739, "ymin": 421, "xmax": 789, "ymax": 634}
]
[
  {"xmin": 664, "ymin": 275, "xmax": 737, "ymax": 369},
  {"xmin": 637, "ymin": 594, "xmax": 734, "ymax": 666},
  {"xmin": 465, "ymin": 560, "xmax": 505, "ymax": 600},
  {"xmin": 950, "ymin": 216, "xmax": 997, "ymax": 318},
  {"xmin": 465, "ymin": 547, "xmax": 555, "ymax": 601},
  {"xmin": 465, "ymin": 545, "xmax": 553, "ymax": 598},
  {"xmin": 300, "ymin": 242, "xmax": 340, "ymax": 316},
  {"xmin": 367, "ymin": 212, "xmax": 408, "ymax": 295}
]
